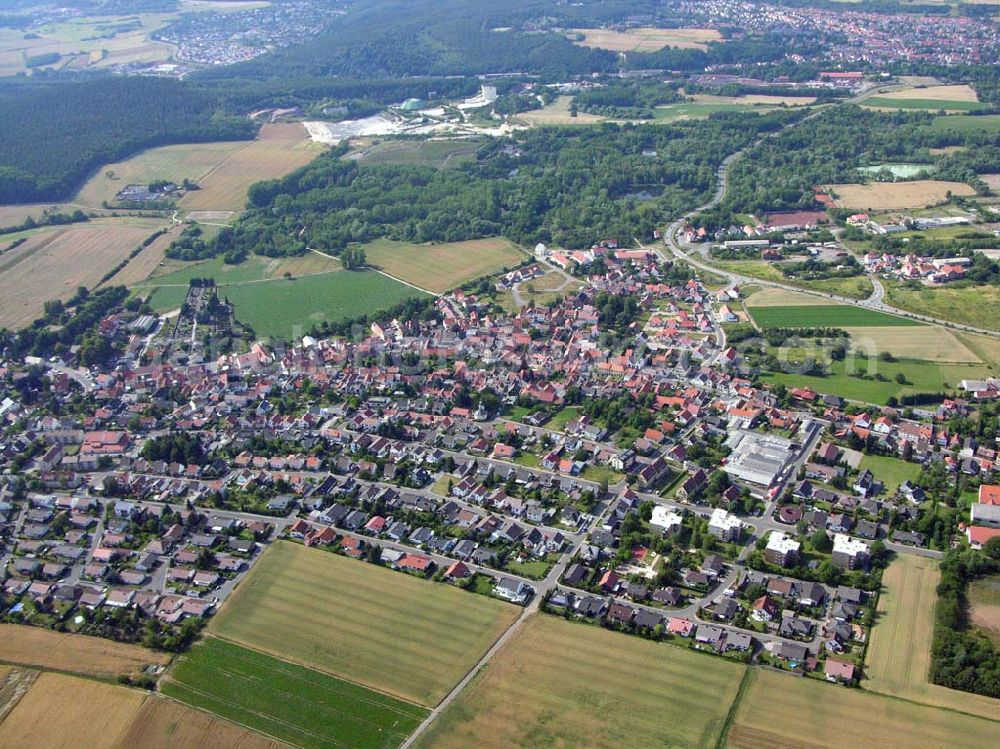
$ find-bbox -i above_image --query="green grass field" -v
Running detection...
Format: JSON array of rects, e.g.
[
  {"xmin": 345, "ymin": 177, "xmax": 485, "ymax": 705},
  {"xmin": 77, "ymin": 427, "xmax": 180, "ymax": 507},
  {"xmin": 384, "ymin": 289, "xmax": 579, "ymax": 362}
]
[
  {"xmin": 349, "ymin": 139, "xmax": 482, "ymax": 168},
  {"xmin": 652, "ymin": 102, "xmax": 776, "ymax": 121},
  {"xmin": 886, "ymin": 283, "xmax": 1000, "ymax": 332},
  {"xmin": 210, "ymin": 541, "xmax": 519, "ymax": 707},
  {"xmin": 163, "ymin": 637, "xmax": 426, "ymax": 749},
  {"xmin": 761, "ymin": 355, "xmax": 987, "ymax": 405},
  {"xmin": 928, "ymin": 114, "xmax": 1000, "ymax": 134},
  {"xmin": 541, "ymin": 405, "xmax": 582, "ymax": 432},
  {"xmin": 864, "ymin": 97, "xmax": 984, "ymax": 112},
  {"xmin": 727, "ymin": 668, "xmax": 1000, "ymax": 749},
  {"xmin": 414, "ymin": 614, "xmax": 746, "ymax": 749},
  {"xmin": 362, "ymin": 237, "xmax": 525, "ymax": 293},
  {"xmin": 749, "ymin": 305, "xmax": 918, "ymax": 328},
  {"xmin": 141, "ymin": 255, "xmax": 424, "ymax": 338},
  {"xmin": 710, "ymin": 260, "xmax": 873, "ymax": 299},
  {"xmin": 858, "ymin": 454, "xmax": 921, "ymax": 493}
]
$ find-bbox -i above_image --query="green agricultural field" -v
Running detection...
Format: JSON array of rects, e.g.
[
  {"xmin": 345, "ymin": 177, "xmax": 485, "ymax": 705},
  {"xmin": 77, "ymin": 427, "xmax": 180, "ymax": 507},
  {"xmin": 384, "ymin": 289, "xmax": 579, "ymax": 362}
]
[
  {"xmin": 709, "ymin": 260, "xmax": 872, "ymax": 299},
  {"xmin": 209, "ymin": 541, "xmax": 519, "ymax": 707},
  {"xmin": 163, "ymin": 637, "xmax": 426, "ymax": 749},
  {"xmin": 141, "ymin": 256, "xmax": 424, "ymax": 337},
  {"xmin": 414, "ymin": 614, "xmax": 745, "ymax": 749},
  {"xmin": 727, "ymin": 668, "xmax": 1000, "ymax": 749},
  {"xmin": 749, "ymin": 305, "xmax": 918, "ymax": 328},
  {"xmin": 865, "ymin": 554, "xmax": 1000, "ymax": 721},
  {"xmin": 760, "ymin": 355, "xmax": 988, "ymax": 405},
  {"xmin": 858, "ymin": 454, "xmax": 921, "ymax": 493},
  {"xmin": 362, "ymin": 237, "xmax": 526, "ymax": 293},
  {"xmin": 928, "ymin": 114, "xmax": 1000, "ymax": 134},
  {"xmin": 349, "ymin": 138, "xmax": 483, "ymax": 168},
  {"xmin": 864, "ymin": 97, "xmax": 984, "ymax": 112}
]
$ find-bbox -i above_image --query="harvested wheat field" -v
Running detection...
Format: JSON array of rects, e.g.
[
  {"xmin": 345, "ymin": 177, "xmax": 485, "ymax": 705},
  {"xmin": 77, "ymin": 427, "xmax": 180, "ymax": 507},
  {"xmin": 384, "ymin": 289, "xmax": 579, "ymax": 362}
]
[
  {"xmin": 691, "ymin": 93, "xmax": 816, "ymax": 106},
  {"xmin": 0, "ymin": 624, "xmax": 170, "ymax": 679},
  {"xmin": 728, "ymin": 668, "xmax": 1000, "ymax": 749},
  {"xmin": 827, "ymin": 180, "xmax": 975, "ymax": 210},
  {"xmin": 105, "ymin": 223, "xmax": 181, "ymax": 287},
  {"xmin": 116, "ymin": 695, "xmax": 292, "ymax": 749},
  {"xmin": 179, "ymin": 124, "xmax": 323, "ymax": 215},
  {"xmin": 209, "ymin": 541, "xmax": 519, "ymax": 707},
  {"xmin": 571, "ymin": 27, "xmax": 722, "ymax": 51},
  {"xmin": 0, "ymin": 672, "xmax": 146, "ymax": 749},
  {"xmin": 414, "ymin": 615, "xmax": 745, "ymax": 749},
  {"xmin": 864, "ymin": 554, "xmax": 1000, "ymax": 720},
  {"xmin": 877, "ymin": 84, "xmax": 979, "ymax": 102},
  {"xmin": 744, "ymin": 288, "xmax": 831, "ymax": 307},
  {"xmin": 845, "ymin": 325, "xmax": 981, "ymax": 362},
  {"xmin": 0, "ymin": 218, "xmax": 166, "ymax": 328}
]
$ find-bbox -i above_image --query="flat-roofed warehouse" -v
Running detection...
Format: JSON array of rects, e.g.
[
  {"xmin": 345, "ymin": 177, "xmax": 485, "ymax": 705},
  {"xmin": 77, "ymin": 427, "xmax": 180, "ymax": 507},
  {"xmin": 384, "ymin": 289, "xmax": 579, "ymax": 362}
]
[{"xmin": 724, "ymin": 430, "xmax": 797, "ymax": 487}]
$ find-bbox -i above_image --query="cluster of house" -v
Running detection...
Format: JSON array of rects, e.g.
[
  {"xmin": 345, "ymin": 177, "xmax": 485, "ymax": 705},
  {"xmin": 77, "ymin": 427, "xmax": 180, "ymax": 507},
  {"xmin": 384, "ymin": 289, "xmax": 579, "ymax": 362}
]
[
  {"xmin": 1, "ymin": 491, "xmax": 271, "ymax": 629},
  {"xmin": 862, "ymin": 251, "xmax": 972, "ymax": 285},
  {"xmin": 967, "ymin": 484, "xmax": 1000, "ymax": 549}
]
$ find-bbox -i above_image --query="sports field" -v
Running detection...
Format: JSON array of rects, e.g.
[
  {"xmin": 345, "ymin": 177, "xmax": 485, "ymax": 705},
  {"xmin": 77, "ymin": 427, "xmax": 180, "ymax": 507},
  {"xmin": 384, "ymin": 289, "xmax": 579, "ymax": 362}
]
[
  {"xmin": 865, "ymin": 554, "xmax": 1000, "ymax": 720},
  {"xmin": 571, "ymin": 27, "xmax": 722, "ymax": 51},
  {"xmin": 0, "ymin": 624, "xmax": 171, "ymax": 679},
  {"xmin": 362, "ymin": 237, "xmax": 526, "ymax": 292},
  {"xmin": 0, "ymin": 672, "xmax": 146, "ymax": 749},
  {"xmin": 828, "ymin": 180, "xmax": 976, "ymax": 210},
  {"xmin": 748, "ymin": 305, "xmax": 917, "ymax": 328},
  {"xmin": 209, "ymin": 541, "xmax": 520, "ymax": 706},
  {"xmin": 0, "ymin": 217, "xmax": 168, "ymax": 328},
  {"xmin": 727, "ymin": 668, "xmax": 1000, "ymax": 749},
  {"xmin": 414, "ymin": 615, "xmax": 745, "ymax": 749},
  {"xmin": 163, "ymin": 637, "xmax": 426, "ymax": 749}
]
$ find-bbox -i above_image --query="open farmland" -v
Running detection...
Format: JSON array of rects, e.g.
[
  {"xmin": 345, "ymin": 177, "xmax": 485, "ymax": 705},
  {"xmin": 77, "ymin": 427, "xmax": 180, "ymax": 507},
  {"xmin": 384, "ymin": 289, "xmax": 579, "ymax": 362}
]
[
  {"xmin": 877, "ymin": 84, "xmax": 979, "ymax": 102},
  {"xmin": 0, "ymin": 624, "xmax": 171, "ymax": 679},
  {"xmin": 75, "ymin": 141, "xmax": 247, "ymax": 208},
  {"xmin": 571, "ymin": 27, "xmax": 722, "ymax": 51},
  {"xmin": 745, "ymin": 288, "xmax": 838, "ymax": 307},
  {"xmin": 864, "ymin": 97, "xmax": 984, "ymax": 112},
  {"xmin": 163, "ymin": 637, "xmax": 426, "ymax": 749},
  {"xmin": 363, "ymin": 237, "xmax": 526, "ymax": 292},
  {"xmin": 845, "ymin": 325, "xmax": 981, "ymax": 362},
  {"xmin": 827, "ymin": 180, "xmax": 976, "ymax": 210},
  {"xmin": 209, "ymin": 541, "xmax": 519, "ymax": 706},
  {"xmin": 726, "ymin": 669, "xmax": 1000, "ymax": 749},
  {"xmin": 653, "ymin": 101, "xmax": 779, "ymax": 121},
  {"xmin": 865, "ymin": 555, "xmax": 1000, "ymax": 720},
  {"xmin": 104, "ymin": 225, "xmax": 182, "ymax": 287},
  {"xmin": 930, "ymin": 114, "xmax": 1000, "ymax": 134},
  {"xmin": 117, "ymin": 696, "xmax": 292, "ymax": 749},
  {"xmin": 0, "ymin": 217, "xmax": 166, "ymax": 328},
  {"xmin": 691, "ymin": 93, "xmax": 817, "ymax": 106},
  {"xmin": 414, "ymin": 614, "xmax": 745, "ymax": 749},
  {"xmin": 137, "ymin": 254, "xmax": 421, "ymax": 339},
  {"xmin": 748, "ymin": 305, "xmax": 918, "ymax": 328},
  {"xmin": 179, "ymin": 124, "xmax": 323, "ymax": 215},
  {"xmin": 0, "ymin": 672, "xmax": 146, "ymax": 749}
]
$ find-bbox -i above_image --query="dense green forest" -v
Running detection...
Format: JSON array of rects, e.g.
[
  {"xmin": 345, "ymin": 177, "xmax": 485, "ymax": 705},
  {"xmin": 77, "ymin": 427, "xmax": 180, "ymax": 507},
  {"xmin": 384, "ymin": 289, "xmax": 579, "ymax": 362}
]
[
  {"xmin": 0, "ymin": 77, "xmax": 255, "ymax": 203},
  {"xmin": 573, "ymin": 81, "xmax": 684, "ymax": 119},
  {"xmin": 696, "ymin": 106, "xmax": 1000, "ymax": 228},
  {"xmin": 193, "ymin": 110, "xmax": 797, "ymax": 262}
]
